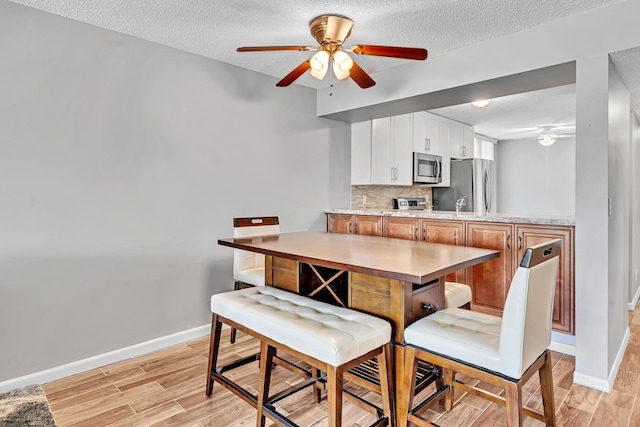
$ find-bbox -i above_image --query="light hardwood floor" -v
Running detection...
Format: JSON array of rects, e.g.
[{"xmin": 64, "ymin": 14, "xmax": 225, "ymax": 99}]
[{"xmin": 44, "ymin": 306, "xmax": 640, "ymax": 427}]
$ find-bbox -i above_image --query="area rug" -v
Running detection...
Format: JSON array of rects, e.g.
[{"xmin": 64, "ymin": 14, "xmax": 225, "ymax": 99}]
[{"xmin": 0, "ymin": 384, "xmax": 56, "ymax": 427}]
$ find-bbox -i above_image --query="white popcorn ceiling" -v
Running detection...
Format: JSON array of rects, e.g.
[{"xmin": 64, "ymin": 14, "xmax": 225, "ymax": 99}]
[{"xmin": 9, "ymin": 0, "xmax": 640, "ymax": 138}]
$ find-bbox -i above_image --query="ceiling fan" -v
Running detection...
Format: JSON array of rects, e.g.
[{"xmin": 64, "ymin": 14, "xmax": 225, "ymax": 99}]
[
  {"xmin": 535, "ymin": 125, "xmax": 575, "ymax": 146},
  {"xmin": 237, "ymin": 14, "xmax": 428, "ymax": 88}
]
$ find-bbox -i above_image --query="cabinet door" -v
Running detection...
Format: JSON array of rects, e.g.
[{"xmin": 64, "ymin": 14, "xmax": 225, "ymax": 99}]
[
  {"xmin": 351, "ymin": 121, "xmax": 372, "ymax": 185},
  {"xmin": 448, "ymin": 120, "xmax": 465, "ymax": 158},
  {"xmin": 421, "ymin": 220, "xmax": 466, "ymax": 283},
  {"xmin": 466, "ymin": 222, "xmax": 514, "ymax": 314},
  {"xmin": 463, "ymin": 125, "xmax": 475, "ymax": 158},
  {"xmin": 516, "ymin": 225, "xmax": 574, "ymax": 334},
  {"xmin": 371, "ymin": 117, "xmax": 393, "ymax": 184},
  {"xmin": 383, "ymin": 217, "xmax": 421, "ymax": 241},
  {"xmin": 355, "ymin": 215, "xmax": 383, "ymax": 236},
  {"xmin": 327, "ymin": 214, "xmax": 354, "ymax": 234},
  {"xmin": 392, "ymin": 114, "xmax": 414, "ymax": 185},
  {"xmin": 412, "ymin": 112, "xmax": 440, "ymax": 154}
]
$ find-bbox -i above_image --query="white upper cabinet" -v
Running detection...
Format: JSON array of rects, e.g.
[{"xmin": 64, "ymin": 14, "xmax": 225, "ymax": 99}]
[
  {"xmin": 371, "ymin": 114, "xmax": 413, "ymax": 185},
  {"xmin": 412, "ymin": 111, "xmax": 443, "ymax": 155},
  {"xmin": 449, "ymin": 120, "xmax": 475, "ymax": 159},
  {"xmin": 351, "ymin": 121, "xmax": 372, "ymax": 185}
]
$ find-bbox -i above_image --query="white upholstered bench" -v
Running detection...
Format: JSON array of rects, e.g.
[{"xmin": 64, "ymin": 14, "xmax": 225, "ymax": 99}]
[{"xmin": 205, "ymin": 286, "xmax": 394, "ymax": 427}]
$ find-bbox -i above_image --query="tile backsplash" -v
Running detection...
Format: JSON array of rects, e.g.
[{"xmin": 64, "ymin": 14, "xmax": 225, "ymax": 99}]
[{"xmin": 351, "ymin": 185, "xmax": 433, "ymax": 210}]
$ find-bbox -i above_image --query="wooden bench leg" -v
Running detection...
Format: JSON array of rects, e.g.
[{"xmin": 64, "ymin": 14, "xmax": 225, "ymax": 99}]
[
  {"xmin": 377, "ymin": 343, "xmax": 395, "ymax": 422},
  {"xmin": 397, "ymin": 345, "xmax": 419, "ymax": 427},
  {"xmin": 257, "ymin": 341, "xmax": 276, "ymax": 427},
  {"xmin": 326, "ymin": 365, "xmax": 344, "ymax": 427},
  {"xmin": 312, "ymin": 367, "xmax": 322, "ymax": 404},
  {"xmin": 444, "ymin": 368, "xmax": 455, "ymax": 411},
  {"xmin": 206, "ymin": 314, "xmax": 223, "ymax": 396}
]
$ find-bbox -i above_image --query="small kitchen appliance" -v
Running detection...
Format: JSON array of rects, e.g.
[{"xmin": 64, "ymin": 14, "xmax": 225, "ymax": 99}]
[{"xmin": 393, "ymin": 197, "xmax": 427, "ymax": 210}]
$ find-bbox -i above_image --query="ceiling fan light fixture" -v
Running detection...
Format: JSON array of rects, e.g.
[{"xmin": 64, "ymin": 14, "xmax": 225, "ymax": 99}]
[
  {"xmin": 309, "ymin": 50, "xmax": 329, "ymax": 80},
  {"xmin": 332, "ymin": 50, "xmax": 353, "ymax": 80},
  {"xmin": 539, "ymin": 134, "xmax": 558, "ymax": 146},
  {"xmin": 471, "ymin": 99, "xmax": 491, "ymax": 108}
]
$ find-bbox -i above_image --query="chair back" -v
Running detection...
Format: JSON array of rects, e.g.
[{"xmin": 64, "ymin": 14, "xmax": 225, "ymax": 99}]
[
  {"xmin": 499, "ymin": 239, "xmax": 561, "ymax": 378},
  {"xmin": 232, "ymin": 217, "xmax": 280, "ymax": 283}
]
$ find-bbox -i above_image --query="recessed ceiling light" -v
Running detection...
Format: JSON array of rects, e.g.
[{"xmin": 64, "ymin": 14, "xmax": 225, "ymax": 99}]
[{"xmin": 471, "ymin": 99, "xmax": 491, "ymax": 108}]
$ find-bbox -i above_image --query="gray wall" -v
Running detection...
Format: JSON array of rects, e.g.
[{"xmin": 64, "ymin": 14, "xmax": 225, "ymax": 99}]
[
  {"xmin": 631, "ymin": 114, "xmax": 640, "ymax": 306},
  {"xmin": 496, "ymin": 138, "xmax": 576, "ymax": 216},
  {"xmin": 607, "ymin": 58, "xmax": 631, "ymax": 370},
  {"xmin": 0, "ymin": 2, "xmax": 350, "ymax": 382}
]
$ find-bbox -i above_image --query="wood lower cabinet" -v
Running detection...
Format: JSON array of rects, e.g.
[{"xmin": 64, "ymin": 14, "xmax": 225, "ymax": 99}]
[
  {"xmin": 421, "ymin": 219, "xmax": 466, "ymax": 283},
  {"xmin": 355, "ymin": 215, "xmax": 383, "ymax": 236},
  {"xmin": 516, "ymin": 225, "xmax": 574, "ymax": 334},
  {"xmin": 326, "ymin": 213, "xmax": 575, "ymax": 334},
  {"xmin": 465, "ymin": 222, "xmax": 514, "ymax": 315},
  {"xmin": 383, "ymin": 217, "xmax": 421, "ymax": 240},
  {"xmin": 327, "ymin": 214, "xmax": 354, "ymax": 234},
  {"xmin": 327, "ymin": 214, "xmax": 383, "ymax": 236}
]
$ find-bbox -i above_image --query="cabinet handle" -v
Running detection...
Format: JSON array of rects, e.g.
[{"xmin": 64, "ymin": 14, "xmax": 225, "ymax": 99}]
[
  {"xmin": 422, "ymin": 303, "xmax": 433, "ymax": 311},
  {"xmin": 507, "ymin": 234, "xmax": 511, "ymax": 250},
  {"xmin": 348, "ymin": 222, "xmax": 352, "ymax": 234},
  {"xmin": 414, "ymin": 227, "xmax": 418, "ymax": 240},
  {"xmin": 518, "ymin": 236, "xmax": 522, "ymax": 251},
  {"xmin": 391, "ymin": 167, "xmax": 394, "ymax": 181}
]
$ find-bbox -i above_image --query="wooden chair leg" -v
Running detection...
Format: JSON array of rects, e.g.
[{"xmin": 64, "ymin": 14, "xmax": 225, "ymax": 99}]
[
  {"xmin": 256, "ymin": 341, "xmax": 276, "ymax": 427},
  {"xmin": 538, "ymin": 350, "xmax": 556, "ymax": 426},
  {"xmin": 504, "ymin": 380, "xmax": 523, "ymax": 427},
  {"xmin": 326, "ymin": 365, "xmax": 344, "ymax": 427},
  {"xmin": 397, "ymin": 345, "xmax": 419, "ymax": 427},
  {"xmin": 229, "ymin": 282, "xmax": 241, "ymax": 344},
  {"xmin": 205, "ymin": 314, "xmax": 222, "ymax": 396},
  {"xmin": 444, "ymin": 368, "xmax": 455, "ymax": 411}
]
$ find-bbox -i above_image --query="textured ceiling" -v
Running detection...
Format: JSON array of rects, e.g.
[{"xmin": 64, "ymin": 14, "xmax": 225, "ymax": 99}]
[{"xmin": 9, "ymin": 0, "xmax": 640, "ymax": 139}]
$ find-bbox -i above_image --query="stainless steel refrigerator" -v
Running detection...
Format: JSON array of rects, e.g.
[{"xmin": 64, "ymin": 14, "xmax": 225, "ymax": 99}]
[{"xmin": 432, "ymin": 158, "xmax": 496, "ymax": 213}]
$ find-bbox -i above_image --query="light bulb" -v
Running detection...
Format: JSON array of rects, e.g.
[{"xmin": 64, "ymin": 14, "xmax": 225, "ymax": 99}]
[
  {"xmin": 309, "ymin": 50, "xmax": 329, "ymax": 80},
  {"xmin": 332, "ymin": 50, "xmax": 353, "ymax": 80},
  {"xmin": 538, "ymin": 134, "xmax": 557, "ymax": 146},
  {"xmin": 471, "ymin": 99, "xmax": 491, "ymax": 108}
]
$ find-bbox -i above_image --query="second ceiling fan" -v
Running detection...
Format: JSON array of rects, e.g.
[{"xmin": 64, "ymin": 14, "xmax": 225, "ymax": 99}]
[{"xmin": 237, "ymin": 14, "xmax": 428, "ymax": 88}]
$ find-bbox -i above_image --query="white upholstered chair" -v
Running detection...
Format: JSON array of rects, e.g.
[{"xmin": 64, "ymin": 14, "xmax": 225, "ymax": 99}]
[
  {"xmin": 444, "ymin": 281, "xmax": 472, "ymax": 309},
  {"xmin": 230, "ymin": 216, "xmax": 279, "ymax": 342},
  {"xmin": 399, "ymin": 239, "xmax": 562, "ymax": 427}
]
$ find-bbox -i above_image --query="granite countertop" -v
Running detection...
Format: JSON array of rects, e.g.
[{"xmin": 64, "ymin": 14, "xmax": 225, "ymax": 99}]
[{"xmin": 325, "ymin": 208, "xmax": 575, "ymax": 226}]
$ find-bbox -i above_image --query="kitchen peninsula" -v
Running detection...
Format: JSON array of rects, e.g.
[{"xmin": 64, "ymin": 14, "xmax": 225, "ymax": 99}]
[{"xmin": 325, "ymin": 209, "xmax": 575, "ymax": 335}]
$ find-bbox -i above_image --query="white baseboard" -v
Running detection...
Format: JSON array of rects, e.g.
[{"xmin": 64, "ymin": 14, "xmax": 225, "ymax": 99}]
[
  {"xmin": 548, "ymin": 340, "xmax": 576, "ymax": 356},
  {"xmin": 629, "ymin": 286, "xmax": 640, "ymax": 311},
  {"xmin": 0, "ymin": 324, "xmax": 213, "ymax": 394},
  {"xmin": 573, "ymin": 326, "xmax": 630, "ymax": 393}
]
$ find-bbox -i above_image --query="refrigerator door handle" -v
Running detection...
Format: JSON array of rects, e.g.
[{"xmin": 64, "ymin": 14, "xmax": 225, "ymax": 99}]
[{"xmin": 484, "ymin": 168, "xmax": 492, "ymax": 212}]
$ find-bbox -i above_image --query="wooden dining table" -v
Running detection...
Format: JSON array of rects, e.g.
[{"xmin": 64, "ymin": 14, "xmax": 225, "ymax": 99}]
[{"xmin": 218, "ymin": 231, "xmax": 499, "ymax": 419}]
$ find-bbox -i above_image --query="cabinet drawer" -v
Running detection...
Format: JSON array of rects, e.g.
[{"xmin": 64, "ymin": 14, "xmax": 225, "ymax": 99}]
[
  {"xmin": 349, "ymin": 272, "xmax": 392, "ymax": 319},
  {"xmin": 411, "ymin": 283, "xmax": 443, "ymax": 323},
  {"xmin": 271, "ymin": 256, "xmax": 299, "ymax": 293},
  {"xmin": 273, "ymin": 257, "xmax": 298, "ymax": 270}
]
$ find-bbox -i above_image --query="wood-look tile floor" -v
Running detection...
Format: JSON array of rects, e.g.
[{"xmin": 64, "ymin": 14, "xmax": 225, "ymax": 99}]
[{"xmin": 43, "ymin": 306, "xmax": 640, "ymax": 426}]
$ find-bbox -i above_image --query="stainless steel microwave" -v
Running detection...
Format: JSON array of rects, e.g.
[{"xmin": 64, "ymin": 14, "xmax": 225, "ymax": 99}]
[{"xmin": 413, "ymin": 152, "xmax": 442, "ymax": 184}]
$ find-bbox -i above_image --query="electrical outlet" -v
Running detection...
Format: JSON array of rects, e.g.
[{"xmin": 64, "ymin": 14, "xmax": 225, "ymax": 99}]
[{"xmin": 362, "ymin": 195, "xmax": 367, "ymax": 205}]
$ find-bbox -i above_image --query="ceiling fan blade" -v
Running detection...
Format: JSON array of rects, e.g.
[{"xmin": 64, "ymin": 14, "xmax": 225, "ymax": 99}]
[
  {"xmin": 237, "ymin": 46, "xmax": 315, "ymax": 52},
  {"xmin": 276, "ymin": 60, "xmax": 312, "ymax": 87},
  {"xmin": 351, "ymin": 44, "xmax": 428, "ymax": 60},
  {"xmin": 349, "ymin": 61, "xmax": 376, "ymax": 89}
]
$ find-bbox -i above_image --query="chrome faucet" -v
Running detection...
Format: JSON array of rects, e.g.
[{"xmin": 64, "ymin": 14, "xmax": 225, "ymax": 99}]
[{"xmin": 455, "ymin": 196, "xmax": 467, "ymax": 213}]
